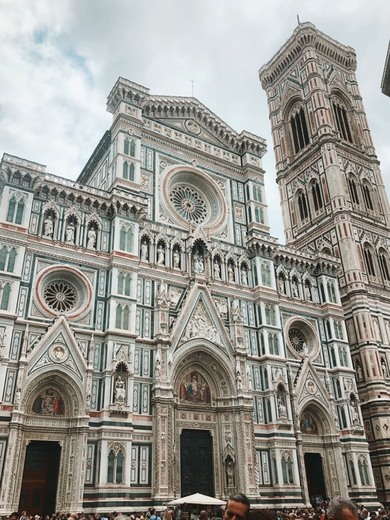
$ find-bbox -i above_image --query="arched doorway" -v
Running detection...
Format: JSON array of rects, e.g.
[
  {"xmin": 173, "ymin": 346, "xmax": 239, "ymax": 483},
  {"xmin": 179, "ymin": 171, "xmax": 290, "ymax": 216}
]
[
  {"xmin": 2, "ymin": 372, "xmax": 88, "ymax": 513},
  {"xmin": 19, "ymin": 440, "xmax": 61, "ymax": 516}
]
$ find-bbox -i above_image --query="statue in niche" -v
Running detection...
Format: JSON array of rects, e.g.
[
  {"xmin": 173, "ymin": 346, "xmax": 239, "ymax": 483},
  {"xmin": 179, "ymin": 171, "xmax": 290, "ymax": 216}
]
[
  {"xmin": 140, "ymin": 240, "xmax": 149, "ymax": 261},
  {"xmin": 43, "ymin": 215, "xmax": 54, "ymax": 238},
  {"xmin": 231, "ymin": 299, "xmax": 243, "ymax": 322},
  {"xmin": 66, "ymin": 222, "xmax": 75, "ymax": 243},
  {"xmin": 381, "ymin": 357, "xmax": 388, "ymax": 378},
  {"xmin": 32, "ymin": 388, "xmax": 64, "ymax": 416},
  {"xmin": 277, "ymin": 398, "xmax": 288, "ymax": 419},
  {"xmin": 278, "ymin": 276, "xmax": 286, "ymax": 294},
  {"xmin": 227, "ymin": 263, "xmax": 235, "ymax": 282},
  {"xmin": 157, "ymin": 244, "xmax": 165, "ymax": 265},
  {"xmin": 355, "ymin": 360, "xmax": 364, "ymax": 381},
  {"xmin": 225, "ymin": 456, "xmax": 235, "ymax": 486},
  {"xmin": 193, "ymin": 252, "xmax": 204, "ymax": 273},
  {"xmin": 114, "ymin": 376, "xmax": 126, "ymax": 403},
  {"xmin": 173, "ymin": 248, "xmax": 180, "ymax": 269},
  {"xmin": 179, "ymin": 370, "xmax": 210, "ymax": 404},
  {"xmin": 300, "ymin": 412, "xmax": 318, "ymax": 434},
  {"xmin": 87, "ymin": 228, "xmax": 96, "ymax": 249},
  {"xmin": 214, "ymin": 259, "xmax": 221, "ymax": 280},
  {"xmin": 304, "ymin": 282, "xmax": 312, "ymax": 301},
  {"xmin": 241, "ymin": 266, "xmax": 248, "ymax": 285},
  {"xmin": 350, "ymin": 397, "xmax": 360, "ymax": 425}
]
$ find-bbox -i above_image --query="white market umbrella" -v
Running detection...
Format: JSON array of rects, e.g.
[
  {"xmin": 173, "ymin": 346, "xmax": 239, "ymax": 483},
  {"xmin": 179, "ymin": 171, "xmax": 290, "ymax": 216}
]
[{"xmin": 166, "ymin": 493, "xmax": 225, "ymax": 506}]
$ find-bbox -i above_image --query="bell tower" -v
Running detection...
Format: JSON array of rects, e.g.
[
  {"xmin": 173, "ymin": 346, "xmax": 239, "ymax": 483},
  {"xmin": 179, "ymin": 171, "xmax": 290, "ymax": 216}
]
[{"xmin": 260, "ymin": 22, "xmax": 390, "ymax": 503}]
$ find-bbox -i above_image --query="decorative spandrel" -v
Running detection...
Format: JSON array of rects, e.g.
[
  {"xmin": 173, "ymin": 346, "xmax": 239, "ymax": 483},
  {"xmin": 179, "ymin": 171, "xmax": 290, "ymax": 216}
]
[
  {"xmin": 32, "ymin": 388, "xmax": 65, "ymax": 416},
  {"xmin": 179, "ymin": 370, "xmax": 211, "ymax": 404}
]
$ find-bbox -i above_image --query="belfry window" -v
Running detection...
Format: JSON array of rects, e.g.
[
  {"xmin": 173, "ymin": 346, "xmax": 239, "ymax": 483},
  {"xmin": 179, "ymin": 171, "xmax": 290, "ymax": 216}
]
[
  {"xmin": 311, "ymin": 181, "xmax": 323, "ymax": 212},
  {"xmin": 297, "ymin": 191, "xmax": 309, "ymax": 221},
  {"xmin": 363, "ymin": 246, "xmax": 376, "ymax": 277},
  {"xmin": 332, "ymin": 100, "xmax": 353, "ymax": 143},
  {"xmin": 348, "ymin": 177, "xmax": 360, "ymax": 205},
  {"xmin": 362, "ymin": 182, "xmax": 374, "ymax": 211},
  {"xmin": 290, "ymin": 107, "xmax": 309, "ymax": 153},
  {"xmin": 107, "ymin": 446, "xmax": 124, "ymax": 484},
  {"xmin": 378, "ymin": 249, "xmax": 390, "ymax": 281}
]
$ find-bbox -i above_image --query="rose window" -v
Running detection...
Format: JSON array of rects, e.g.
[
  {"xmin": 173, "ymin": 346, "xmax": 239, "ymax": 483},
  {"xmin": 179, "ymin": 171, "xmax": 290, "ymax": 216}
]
[
  {"xmin": 170, "ymin": 186, "xmax": 207, "ymax": 224},
  {"xmin": 35, "ymin": 265, "xmax": 93, "ymax": 320},
  {"xmin": 43, "ymin": 281, "xmax": 77, "ymax": 313},
  {"xmin": 288, "ymin": 328, "xmax": 306, "ymax": 352},
  {"xmin": 161, "ymin": 166, "xmax": 227, "ymax": 233}
]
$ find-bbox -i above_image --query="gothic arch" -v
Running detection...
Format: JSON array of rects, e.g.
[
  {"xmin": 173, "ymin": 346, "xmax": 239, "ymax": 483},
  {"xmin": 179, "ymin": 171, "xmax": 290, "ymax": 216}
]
[
  {"xmin": 172, "ymin": 339, "xmax": 237, "ymax": 399},
  {"xmin": 298, "ymin": 402, "xmax": 333, "ymax": 436},
  {"xmin": 20, "ymin": 370, "xmax": 85, "ymax": 419}
]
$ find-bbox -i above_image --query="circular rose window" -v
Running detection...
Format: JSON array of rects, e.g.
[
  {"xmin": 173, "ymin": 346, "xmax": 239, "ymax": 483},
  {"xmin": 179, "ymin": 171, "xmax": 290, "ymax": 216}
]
[
  {"xmin": 285, "ymin": 318, "xmax": 319, "ymax": 359},
  {"xmin": 43, "ymin": 281, "xmax": 77, "ymax": 313},
  {"xmin": 161, "ymin": 165, "xmax": 227, "ymax": 233},
  {"xmin": 35, "ymin": 265, "xmax": 93, "ymax": 320}
]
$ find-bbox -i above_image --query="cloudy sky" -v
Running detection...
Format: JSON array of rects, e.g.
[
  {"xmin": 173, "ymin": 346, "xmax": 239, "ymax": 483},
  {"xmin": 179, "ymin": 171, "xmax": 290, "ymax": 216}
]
[{"xmin": 1, "ymin": 0, "xmax": 390, "ymax": 241}]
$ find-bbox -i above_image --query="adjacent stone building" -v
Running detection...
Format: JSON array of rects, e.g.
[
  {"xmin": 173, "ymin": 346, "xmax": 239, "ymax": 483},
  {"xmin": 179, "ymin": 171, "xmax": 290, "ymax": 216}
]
[{"xmin": 0, "ymin": 22, "xmax": 385, "ymax": 515}]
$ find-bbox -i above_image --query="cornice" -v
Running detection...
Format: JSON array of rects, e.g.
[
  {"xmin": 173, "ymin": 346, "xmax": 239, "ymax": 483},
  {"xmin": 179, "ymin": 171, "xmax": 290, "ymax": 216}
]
[
  {"xmin": 259, "ymin": 22, "xmax": 356, "ymax": 89},
  {"xmin": 106, "ymin": 78, "xmax": 266, "ymax": 158}
]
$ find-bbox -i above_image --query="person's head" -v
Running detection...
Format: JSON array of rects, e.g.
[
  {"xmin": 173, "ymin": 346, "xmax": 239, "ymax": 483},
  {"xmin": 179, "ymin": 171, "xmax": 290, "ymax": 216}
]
[
  {"xmin": 223, "ymin": 493, "xmax": 250, "ymax": 520},
  {"xmin": 199, "ymin": 512, "xmax": 208, "ymax": 520},
  {"xmin": 10, "ymin": 514, "xmax": 19, "ymax": 520},
  {"xmin": 328, "ymin": 498, "xmax": 358, "ymax": 520}
]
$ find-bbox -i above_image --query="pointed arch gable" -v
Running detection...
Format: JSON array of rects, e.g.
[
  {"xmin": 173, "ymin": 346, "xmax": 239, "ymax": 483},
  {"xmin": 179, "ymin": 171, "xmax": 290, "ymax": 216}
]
[
  {"xmin": 170, "ymin": 284, "xmax": 234, "ymax": 356},
  {"xmin": 172, "ymin": 343, "xmax": 236, "ymax": 401}
]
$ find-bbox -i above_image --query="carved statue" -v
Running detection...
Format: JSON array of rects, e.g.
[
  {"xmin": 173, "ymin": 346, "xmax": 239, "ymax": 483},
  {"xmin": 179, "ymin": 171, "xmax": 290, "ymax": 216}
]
[
  {"xmin": 43, "ymin": 215, "xmax": 54, "ymax": 237},
  {"xmin": 114, "ymin": 376, "xmax": 126, "ymax": 403},
  {"xmin": 87, "ymin": 228, "xmax": 96, "ymax": 249},
  {"xmin": 157, "ymin": 244, "xmax": 165, "ymax": 265},
  {"xmin": 66, "ymin": 223, "xmax": 75, "ymax": 243},
  {"xmin": 140, "ymin": 240, "xmax": 149, "ymax": 261}
]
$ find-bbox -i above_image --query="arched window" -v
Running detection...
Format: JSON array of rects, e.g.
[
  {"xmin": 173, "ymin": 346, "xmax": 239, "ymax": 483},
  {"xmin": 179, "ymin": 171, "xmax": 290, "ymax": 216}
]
[
  {"xmin": 290, "ymin": 107, "xmax": 309, "ymax": 153},
  {"xmin": 327, "ymin": 281, "xmax": 337, "ymax": 303},
  {"xmin": 6, "ymin": 198, "xmax": 16, "ymax": 222},
  {"xmin": 348, "ymin": 176, "xmax": 360, "ymax": 205},
  {"xmin": 115, "ymin": 305, "xmax": 123, "ymax": 329},
  {"xmin": 363, "ymin": 245, "xmax": 376, "ymax": 277},
  {"xmin": 362, "ymin": 181, "xmax": 374, "ymax": 211},
  {"xmin": 15, "ymin": 199, "xmax": 25, "ymax": 225},
  {"xmin": 334, "ymin": 321, "xmax": 344, "ymax": 340},
  {"xmin": 332, "ymin": 99, "xmax": 353, "ymax": 143},
  {"xmin": 118, "ymin": 272, "xmax": 131, "ymax": 296},
  {"xmin": 261, "ymin": 262, "xmax": 271, "ymax": 287},
  {"xmin": 7, "ymin": 249, "xmax": 17, "ymax": 272},
  {"xmin": 0, "ymin": 283, "xmax": 11, "ymax": 311},
  {"xmin": 281, "ymin": 452, "xmax": 294, "ymax": 484},
  {"xmin": 348, "ymin": 458, "xmax": 357, "ymax": 485},
  {"xmin": 330, "ymin": 346, "xmax": 337, "ymax": 367},
  {"xmin": 311, "ymin": 181, "xmax": 323, "ymax": 212},
  {"xmin": 255, "ymin": 207, "xmax": 264, "ymax": 224},
  {"xmin": 297, "ymin": 191, "xmax": 309, "ymax": 221},
  {"xmin": 119, "ymin": 226, "xmax": 133, "ymax": 252},
  {"xmin": 358, "ymin": 457, "xmax": 370, "ymax": 486},
  {"xmin": 339, "ymin": 346, "xmax": 348, "ymax": 367},
  {"xmin": 253, "ymin": 184, "xmax": 262, "ymax": 202},
  {"xmin": 378, "ymin": 248, "xmax": 390, "ymax": 281},
  {"xmin": 0, "ymin": 247, "xmax": 7, "ymax": 271},
  {"xmin": 269, "ymin": 333, "xmax": 279, "ymax": 356},
  {"xmin": 107, "ymin": 446, "xmax": 124, "ymax": 483}
]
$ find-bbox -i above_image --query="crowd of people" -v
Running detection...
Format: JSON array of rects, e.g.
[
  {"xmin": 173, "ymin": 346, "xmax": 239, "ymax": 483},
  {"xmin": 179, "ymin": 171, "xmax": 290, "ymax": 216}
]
[{"xmin": 5, "ymin": 494, "xmax": 390, "ymax": 520}]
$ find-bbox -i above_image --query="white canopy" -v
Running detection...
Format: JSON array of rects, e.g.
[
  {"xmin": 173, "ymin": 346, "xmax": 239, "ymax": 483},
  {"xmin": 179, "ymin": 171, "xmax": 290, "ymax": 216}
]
[{"xmin": 166, "ymin": 493, "xmax": 225, "ymax": 506}]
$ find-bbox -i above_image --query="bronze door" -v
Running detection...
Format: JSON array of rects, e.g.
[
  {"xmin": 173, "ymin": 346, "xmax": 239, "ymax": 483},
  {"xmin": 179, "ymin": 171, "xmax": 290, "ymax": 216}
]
[
  {"xmin": 180, "ymin": 429, "xmax": 214, "ymax": 496},
  {"xmin": 304, "ymin": 453, "xmax": 327, "ymax": 506},
  {"xmin": 19, "ymin": 441, "xmax": 61, "ymax": 516}
]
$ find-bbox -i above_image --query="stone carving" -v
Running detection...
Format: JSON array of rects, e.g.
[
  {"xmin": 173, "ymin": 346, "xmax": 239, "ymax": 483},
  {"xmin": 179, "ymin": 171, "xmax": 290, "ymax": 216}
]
[
  {"xmin": 114, "ymin": 376, "xmax": 126, "ymax": 404},
  {"xmin": 182, "ymin": 303, "xmax": 220, "ymax": 343}
]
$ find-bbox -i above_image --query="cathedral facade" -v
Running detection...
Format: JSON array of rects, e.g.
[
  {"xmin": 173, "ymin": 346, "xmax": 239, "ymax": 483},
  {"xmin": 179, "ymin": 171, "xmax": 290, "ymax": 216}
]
[{"xmin": 0, "ymin": 23, "xmax": 385, "ymax": 515}]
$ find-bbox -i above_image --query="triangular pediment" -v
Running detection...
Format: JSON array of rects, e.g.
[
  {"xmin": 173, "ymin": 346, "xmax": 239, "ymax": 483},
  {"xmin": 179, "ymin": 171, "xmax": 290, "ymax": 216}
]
[
  {"xmin": 294, "ymin": 357, "xmax": 331, "ymax": 410},
  {"xmin": 26, "ymin": 316, "xmax": 87, "ymax": 382},
  {"xmin": 171, "ymin": 284, "xmax": 233, "ymax": 355}
]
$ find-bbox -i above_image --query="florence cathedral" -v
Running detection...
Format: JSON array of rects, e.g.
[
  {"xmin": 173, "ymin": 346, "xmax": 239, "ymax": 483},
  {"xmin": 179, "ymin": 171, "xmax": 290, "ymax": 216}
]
[{"xmin": 1, "ymin": 22, "xmax": 390, "ymax": 515}]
